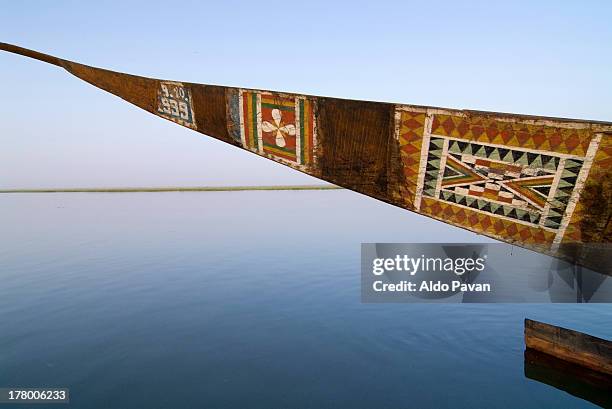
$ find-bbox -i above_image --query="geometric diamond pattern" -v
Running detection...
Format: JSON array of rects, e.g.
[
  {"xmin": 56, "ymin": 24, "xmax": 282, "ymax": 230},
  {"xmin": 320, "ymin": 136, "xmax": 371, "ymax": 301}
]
[
  {"xmin": 397, "ymin": 110, "xmax": 426, "ymax": 206},
  {"xmin": 420, "ymin": 197, "xmax": 556, "ymax": 247},
  {"xmin": 421, "ymin": 134, "xmax": 585, "ymax": 233},
  {"xmin": 562, "ymin": 136, "xmax": 611, "ymax": 243},
  {"xmin": 431, "ymin": 114, "xmax": 593, "ymax": 156},
  {"xmin": 390, "ymin": 104, "xmax": 606, "ymax": 249},
  {"xmin": 440, "ymin": 190, "xmax": 542, "ymax": 225},
  {"xmin": 423, "ymin": 136, "xmax": 582, "ymax": 229}
]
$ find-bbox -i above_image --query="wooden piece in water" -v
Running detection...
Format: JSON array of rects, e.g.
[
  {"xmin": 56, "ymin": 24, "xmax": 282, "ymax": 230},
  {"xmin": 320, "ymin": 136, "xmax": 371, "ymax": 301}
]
[{"xmin": 525, "ymin": 318, "xmax": 612, "ymax": 376}]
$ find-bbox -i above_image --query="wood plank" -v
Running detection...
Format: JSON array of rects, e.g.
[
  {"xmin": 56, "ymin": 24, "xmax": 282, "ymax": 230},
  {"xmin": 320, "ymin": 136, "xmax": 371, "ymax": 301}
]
[{"xmin": 525, "ymin": 318, "xmax": 612, "ymax": 375}]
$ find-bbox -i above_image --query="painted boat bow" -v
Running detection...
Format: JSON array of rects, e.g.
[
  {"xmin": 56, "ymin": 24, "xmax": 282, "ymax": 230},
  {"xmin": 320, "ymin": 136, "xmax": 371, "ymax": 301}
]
[{"xmin": 2, "ymin": 43, "xmax": 611, "ymax": 272}]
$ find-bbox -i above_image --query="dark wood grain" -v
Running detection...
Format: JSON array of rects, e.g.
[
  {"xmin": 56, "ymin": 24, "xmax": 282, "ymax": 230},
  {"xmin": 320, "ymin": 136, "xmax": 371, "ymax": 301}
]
[{"xmin": 525, "ymin": 319, "xmax": 612, "ymax": 375}]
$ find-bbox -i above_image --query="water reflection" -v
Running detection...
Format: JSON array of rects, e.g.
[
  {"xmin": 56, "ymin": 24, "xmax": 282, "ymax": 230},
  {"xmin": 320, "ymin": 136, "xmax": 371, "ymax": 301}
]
[
  {"xmin": 1, "ymin": 191, "xmax": 611, "ymax": 408},
  {"xmin": 524, "ymin": 348, "xmax": 612, "ymax": 408}
]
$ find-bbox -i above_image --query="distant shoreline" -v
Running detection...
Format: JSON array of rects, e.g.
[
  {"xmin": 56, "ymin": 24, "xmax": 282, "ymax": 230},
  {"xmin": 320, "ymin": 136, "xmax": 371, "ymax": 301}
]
[{"xmin": 0, "ymin": 185, "xmax": 342, "ymax": 193}]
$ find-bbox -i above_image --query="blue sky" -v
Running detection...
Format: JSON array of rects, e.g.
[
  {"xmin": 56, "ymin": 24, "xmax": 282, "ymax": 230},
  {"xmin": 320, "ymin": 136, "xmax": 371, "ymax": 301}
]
[{"xmin": 1, "ymin": 0, "xmax": 611, "ymax": 188}]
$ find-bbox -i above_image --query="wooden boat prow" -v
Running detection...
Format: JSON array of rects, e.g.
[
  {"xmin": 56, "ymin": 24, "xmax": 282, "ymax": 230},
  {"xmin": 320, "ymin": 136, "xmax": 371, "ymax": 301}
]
[{"xmin": 1, "ymin": 43, "xmax": 611, "ymax": 270}]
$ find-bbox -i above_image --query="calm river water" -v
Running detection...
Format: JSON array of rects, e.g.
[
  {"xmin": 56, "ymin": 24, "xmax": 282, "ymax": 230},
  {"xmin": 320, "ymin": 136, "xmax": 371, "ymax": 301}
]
[{"xmin": 1, "ymin": 191, "xmax": 610, "ymax": 408}]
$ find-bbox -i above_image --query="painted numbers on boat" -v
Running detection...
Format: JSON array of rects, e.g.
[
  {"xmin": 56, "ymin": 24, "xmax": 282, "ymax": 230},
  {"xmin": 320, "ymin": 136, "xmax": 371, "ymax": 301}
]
[{"xmin": 157, "ymin": 81, "xmax": 196, "ymax": 129}]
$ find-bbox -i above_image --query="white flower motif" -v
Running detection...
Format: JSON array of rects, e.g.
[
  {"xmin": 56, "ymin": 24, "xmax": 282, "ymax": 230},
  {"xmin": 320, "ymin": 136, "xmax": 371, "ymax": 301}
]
[{"xmin": 261, "ymin": 108, "xmax": 296, "ymax": 148}]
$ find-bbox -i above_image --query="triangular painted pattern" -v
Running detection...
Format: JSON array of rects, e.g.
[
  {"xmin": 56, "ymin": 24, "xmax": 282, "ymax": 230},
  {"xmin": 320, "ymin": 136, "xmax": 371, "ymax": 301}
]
[
  {"xmin": 442, "ymin": 155, "xmax": 487, "ymax": 187},
  {"xmin": 543, "ymin": 159, "xmax": 583, "ymax": 229},
  {"xmin": 420, "ymin": 197, "xmax": 555, "ymax": 247},
  {"xmin": 503, "ymin": 175, "xmax": 555, "ymax": 209},
  {"xmin": 422, "ymin": 137, "xmax": 445, "ymax": 198},
  {"xmin": 440, "ymin": 189, "xmax": 541, "ymax": 225},
  {"xmin": 422, "ymin": 133, "xmax": 585, "ymax": 231}
]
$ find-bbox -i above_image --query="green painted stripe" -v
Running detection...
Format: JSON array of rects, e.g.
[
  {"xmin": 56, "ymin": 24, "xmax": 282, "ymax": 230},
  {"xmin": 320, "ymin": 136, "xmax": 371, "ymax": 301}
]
[
  {"xmin": 261, "ymin": 103, "xmax": 294, "ymax": 111},
  {"xmin": 263, "ymin": 142, "xmax": 297, "ymax": 156},
  {"xmin": 299, "ymin": 100, "xmax": 305, "ymax": 164},
  {"xmin": 251, "ymin": 94, "xmax": 258, "ymax": 150}
]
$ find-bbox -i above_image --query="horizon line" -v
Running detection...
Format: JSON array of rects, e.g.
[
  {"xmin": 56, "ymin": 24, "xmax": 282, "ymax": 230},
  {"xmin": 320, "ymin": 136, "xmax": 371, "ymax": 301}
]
[{"xmin": 0, "ymin": 185, "xmax": 343, "ymax": 193}]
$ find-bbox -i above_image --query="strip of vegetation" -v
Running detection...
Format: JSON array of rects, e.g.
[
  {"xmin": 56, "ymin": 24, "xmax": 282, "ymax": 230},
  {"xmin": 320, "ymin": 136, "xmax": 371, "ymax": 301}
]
[{"xmin": 0, "ymin": 185, "xmax": 342, "ymax": 193}]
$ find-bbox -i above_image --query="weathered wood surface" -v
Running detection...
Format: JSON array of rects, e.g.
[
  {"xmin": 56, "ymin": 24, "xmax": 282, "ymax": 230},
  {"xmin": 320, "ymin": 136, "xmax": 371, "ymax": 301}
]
[
  {"xmin": 1, "ymin": 43, "xmax": 611, "ymax": 269},
  {"xmin": 524, "ymin": 348, "xmax": 612, "ymax": 408},
  {"xmin": 525, "ymin": 319, "xmax": 612, "ymax": 375}
]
